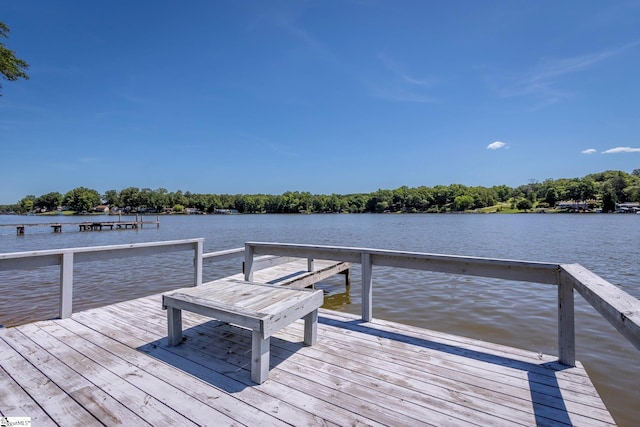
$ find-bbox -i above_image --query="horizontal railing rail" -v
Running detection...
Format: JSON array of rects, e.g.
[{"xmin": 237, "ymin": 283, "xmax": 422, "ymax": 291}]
[
  {"xmin": 202, "ymin": 247, "xmax": 244, "ymax": 261},
  {"xmin": 560, "ymin": 263, "xmax": 640, "ymax": 353},
  {"xmin": 3, "ymin": 239, "xmax": 638, "ymax": 369},
  {"xmin": 201, "ymin": 248, "xmax": 303, "ymax": 274},
  {"xmin": 0, "ymin": 239, "xmax": 205, "ymax": 319},
  {"xmin": 244, "ymin": 241, "xmax": 640, "ymax": 366}
]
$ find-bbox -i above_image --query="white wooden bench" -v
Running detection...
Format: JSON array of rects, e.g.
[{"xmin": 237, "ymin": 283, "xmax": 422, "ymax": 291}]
[{"xmin": 162, "ymin": 278, "xmax": 324, "ymax": 383}]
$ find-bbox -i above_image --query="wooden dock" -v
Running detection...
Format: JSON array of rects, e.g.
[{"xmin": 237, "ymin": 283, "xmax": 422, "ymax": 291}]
[
  {"xmin": 1, "ymin": 217, "xmax": 159, "ymax": 234},
  {"xmin": 77, "ymin": 220, "xmax": 157, "ymax": 231},
  {"xmin": 1, "ymin": 239, "xmax": 636, "ymax": 425},
  {"xmin": 0, "ymin": 293, "xmax": 615, "ymax": 426}
]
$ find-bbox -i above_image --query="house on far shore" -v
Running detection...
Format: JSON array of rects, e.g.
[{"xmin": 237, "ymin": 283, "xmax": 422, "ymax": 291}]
[
  {"xmin": 93, "ymin": 205, "xmax": 110, "ymax": 213},
  {"xmin": 616, "ymin": 203, "xmax": 640, "ymax": 213},
  {"xmin": 555, "ymin": 201, "xmax": 588, "ymax": 211},
  {"xmin": 214, "ymin": 209, "xmax": 238, "ymax": 214}
]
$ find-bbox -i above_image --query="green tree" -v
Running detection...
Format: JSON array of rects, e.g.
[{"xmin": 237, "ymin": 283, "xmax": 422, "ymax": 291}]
[
  {"xmin": 367, "ymin": 189, "xmax": 393, "ymax": 212},
  {"xmin": 452, "ymin": 195, "xmax": 474, "ymax": 211},
  {"xmin": 137, "ymin": 188, "xmax": 154, "ymax": 211},
  {"xmin": 103, "ymin": 190, "xmax": 121, "ymax": 207},
  {"xmin": 150, "ymin": 188, "xmax": 169, "ymax": 211},
  {"xmin": 544, "ymin": 187, "xmax": 559, "ymax": 207},
  {"xmin": 516, "ymin": 199, "xmax": 533, "ymax": 212},
  {"xmin": 63, "ymin": 187, "xmax": 101, "ymax": 212},
  {"xmin": 578, "ymin": 179, "xmax": 596, "ymax": 201},
  {"xmin": 623, "ymin": 184, "xmax": 640, "ymax": 203},
  {"xmin": 168, "ymin": 190, "xmax": 187, "ymax": 208},
  {"xmin": 491, "ymin": 185, "xmax": 512, "ymax": 202},
  {"xmin": 17, "ymin": 195, "xmax": 35, "ymax": 214},
  {"xmin": 0, "ymin": 22, "xmax": 29, "ymax": 95},
  {"xmin": 35, "ymin": 192, "xmax": 62, "ymax": 211},
  {"xmin": 120, "ymin": 187, "xmax": 141, "ymax": 211},
  {"xmin": 608, "ymin": 173, "xmax": 628, "ymax": 203},
  {"xmin": 601, "ymin": 186, "xmax": 617, "ymax": 213}
]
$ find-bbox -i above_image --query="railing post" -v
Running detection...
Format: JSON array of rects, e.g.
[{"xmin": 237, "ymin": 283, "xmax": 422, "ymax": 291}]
[
  {"xmin": 244, "ymin": 244, "xmax": 255, "ymax": 281},
  {"xmin": 361, "ymin": 252, "xmax": 373, "ymax": 322},
  {"xmin": 307, "ymin": 258, "xmax": 314, "ymax": 272},
  {"xmin": 194, "ymin": 240, "xmax": 203, "ymax": 286},
  {"xmin": 558, "ymin": 273, "xmax": 575, "ymax": 366},
  {"xmin": 59, "ymin": 252, "xmax": 74, "ymax": 318}
]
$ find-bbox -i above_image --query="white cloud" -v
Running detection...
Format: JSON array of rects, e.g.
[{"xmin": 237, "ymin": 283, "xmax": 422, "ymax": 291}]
[
  {"xmin": 581, "ymin": 148, "xmax": 597, "ymax": 154},
  {"xmin": 487, "ymin": 141, "xmax": 507, "ymax": 150},
  {"xmin": 602, "ymin": 146, "xmax": 640, "ymax": 154}
]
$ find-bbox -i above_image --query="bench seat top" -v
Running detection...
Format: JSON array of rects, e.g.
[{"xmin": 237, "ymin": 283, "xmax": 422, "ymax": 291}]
[{"xmin": 163, "ymin": 278, "xmax": 323, "ymax": 338}]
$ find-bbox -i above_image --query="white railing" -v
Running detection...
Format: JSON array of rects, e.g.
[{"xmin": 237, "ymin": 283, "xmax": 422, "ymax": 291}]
[
  {"xmin": 0, "ymin": 242, "xmax": 303, "ymax": 323},
  {"xmin": 0, "ymin": 239, "xmax": 205, "ymax": 319},
  {"xmin": 243, "ymin": 241, "xmax": 640, "ymax": 367},
  {"xmin": 2, "ymin": 239, "xmax": 638, "ymax": 369}
]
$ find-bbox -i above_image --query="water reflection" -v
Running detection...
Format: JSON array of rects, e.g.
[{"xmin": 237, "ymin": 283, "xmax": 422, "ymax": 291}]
[{"xmin": 320, "ymin": 284, "xmax": 352, "ymax": 310}]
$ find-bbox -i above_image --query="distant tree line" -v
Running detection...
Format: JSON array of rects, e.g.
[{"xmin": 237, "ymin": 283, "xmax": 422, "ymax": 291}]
[{"xmin": 3, "ymin": 169, "xmax": 640, "ymax": 215}]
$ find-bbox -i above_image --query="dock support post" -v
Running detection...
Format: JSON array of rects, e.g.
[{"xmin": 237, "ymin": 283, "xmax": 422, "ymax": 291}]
[
  {"xmin": 361, "ymin": 252, "xmax": 373, "ymax": 322},
  {"xmin": 244, "ymin": 244, "xmax": 255, "ymax": 281},
  {"xmin": 251, "ymin": 330, "xmax": 270, "ymax": 384},
  {"xmin": 307, "ymin": 258, "xmax": 314, "ymax": 272},
  {"xmin": 59, "ymin": 252, "xmax": 74, "ymax": 319},
  {"xmin": 167, "ymin": 306, "xmax": 183, "ymax": 346},
  {"xmin": 558, "ymin": 272, "xmax": 575, "ymax": 366},
  {"xmin": 194, "ymin": 240, "xmax": 203, "ymax": 286},
  {"xmin": 342, "ymin": 268, "xmax": 351, "ymax": 286},
  {"xmin": 303, "ymin": 309, "xmax": 318, "ymax": 346}
]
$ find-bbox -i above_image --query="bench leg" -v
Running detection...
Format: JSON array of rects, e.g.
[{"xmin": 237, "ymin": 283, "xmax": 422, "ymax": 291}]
[
  {"xmin": 303, "ymin": 309, "xmax": 318, "ymax": 346},
  {"xmin": 167, "ymin": 307, "xmax": 183, "ymax": 346},
  {"xmin": 251, "ymin": 330, "xmax": 270, "ymax": 384}
]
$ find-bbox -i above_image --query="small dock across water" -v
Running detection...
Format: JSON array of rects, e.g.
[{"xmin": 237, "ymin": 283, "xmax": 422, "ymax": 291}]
[{"xmin": 2, "ymin": 216, "xmax": 159, "ymax": 234}]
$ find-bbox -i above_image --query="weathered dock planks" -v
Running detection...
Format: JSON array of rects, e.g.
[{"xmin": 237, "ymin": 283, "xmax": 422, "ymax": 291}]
[
  {"xmin": 235, "ymin": 258, "xmax": 351, "ymax": 288},
  {"xmin": 2, "ymin": 240, "xmax": 634, "ymax": 425},
  {"xmin": 0, "ymin": 293, "xmax": 616, "ymax": 426}
]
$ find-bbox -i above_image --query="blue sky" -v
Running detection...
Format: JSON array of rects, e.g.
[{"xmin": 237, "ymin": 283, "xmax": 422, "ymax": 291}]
[{"xmin": 2, "ymin": 1, "xmax": 640, "ymax": 204}]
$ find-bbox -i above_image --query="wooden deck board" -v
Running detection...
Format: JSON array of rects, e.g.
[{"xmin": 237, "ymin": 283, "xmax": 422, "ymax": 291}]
[
  {"xmin": 1, "ymin": 326, "xmax": 149, "ymax": 426},
  {"xmin": 71, "ymin": 308, "xmax": 381, "ymax": 426},
  {"xmin": 230, "ymin": 258, "xmax": 351, "ymax": 289},
  {"xmin": 0, "ymin": 358, "xmax": 55, "ymax": 424},
  {"xmin": 82, "ymin": 295, "xmax": 614, "ymax": 425},
  {"xmin": 0, "ymin": 334, "xmax": 99, "ymax": 425},
  {"xmin": 83, "ymin": 293, "xmax": 614, "ymax": 425},
  {"xmin": 0, "ymin": 292, "xmax": 616, "ymax": 426}
]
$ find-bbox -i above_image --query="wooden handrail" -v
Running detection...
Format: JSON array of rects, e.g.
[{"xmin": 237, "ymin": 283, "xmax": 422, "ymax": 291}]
[
  {"xmin": 0, "ymin": 239, "xmax": 204, "ymax": 319},
  {"xmin": 560, "ymin": 263, "xmax": 640, "ymax": 352},
  {"xmin": 3, "ymin": 239, "xmax": 638, "ymax": 369},
  {"xmin": 243, "ymin": 241, "xmax": 640, "ymax": 366},
  {"xmin": 202, "ymin": 247, "xmax": 244, "ymax": 260}
]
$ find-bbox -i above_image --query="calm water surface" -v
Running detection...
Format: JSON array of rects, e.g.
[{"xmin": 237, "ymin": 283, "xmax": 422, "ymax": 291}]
[{"xmin": 1, "ymin": 213, "xmax": 638, "ymax": 425}]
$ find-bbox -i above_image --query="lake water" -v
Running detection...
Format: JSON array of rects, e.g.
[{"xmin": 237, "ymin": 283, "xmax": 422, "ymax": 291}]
[{"xmin": 1, "ymin": 213, "xmax": 639, "ymax": 425}]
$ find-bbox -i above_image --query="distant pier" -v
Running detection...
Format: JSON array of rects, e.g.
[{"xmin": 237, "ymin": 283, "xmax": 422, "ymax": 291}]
[{"xmin": 3, "ymin": 215, "xmax": 160, "ymax": 235}]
